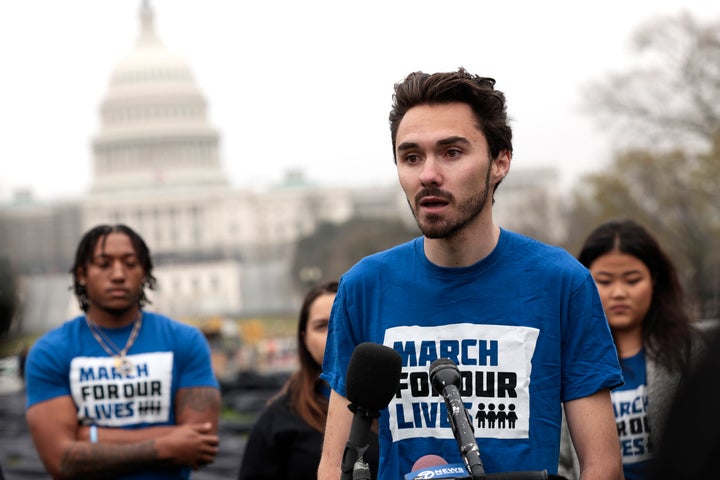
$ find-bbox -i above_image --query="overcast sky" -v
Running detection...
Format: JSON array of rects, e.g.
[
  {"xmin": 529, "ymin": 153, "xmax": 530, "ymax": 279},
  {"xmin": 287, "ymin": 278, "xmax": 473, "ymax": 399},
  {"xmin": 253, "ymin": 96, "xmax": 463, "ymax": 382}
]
[{"xmin": 1, "ymin": 0, "xmax": 717, "ymax": 202}]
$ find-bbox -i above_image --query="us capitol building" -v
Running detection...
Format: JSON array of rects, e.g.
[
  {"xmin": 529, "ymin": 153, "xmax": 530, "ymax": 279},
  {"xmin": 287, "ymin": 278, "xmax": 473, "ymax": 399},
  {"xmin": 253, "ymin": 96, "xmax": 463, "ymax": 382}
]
[{"xmin": 0, "ymin": 2, "xmax": 565, "ymax": 334}]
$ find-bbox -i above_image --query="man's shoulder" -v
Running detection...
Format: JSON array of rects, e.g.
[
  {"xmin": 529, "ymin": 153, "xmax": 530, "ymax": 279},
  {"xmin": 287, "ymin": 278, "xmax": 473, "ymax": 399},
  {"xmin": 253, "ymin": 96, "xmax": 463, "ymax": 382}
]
[
  {"xmin": 502, "ymin": 228, "xmax": 562, "ymax": 252},
  {"xmin": 357, "ymin": 236, "xmax": 419, "ymax": 266},
  {"xmin": 27, "ymin": 317, "xmax": 85, "ymax": 368},
  {"xmin": 33, "ymin": 316, "xmax": 84, "ymax": 345},
  {"xmin": 502, "ymin": 229, "xmax": 583, "ymax": 269},
  {"xmin": 343, "ymin": 237, "xmax": 420, "ymax": 279}
]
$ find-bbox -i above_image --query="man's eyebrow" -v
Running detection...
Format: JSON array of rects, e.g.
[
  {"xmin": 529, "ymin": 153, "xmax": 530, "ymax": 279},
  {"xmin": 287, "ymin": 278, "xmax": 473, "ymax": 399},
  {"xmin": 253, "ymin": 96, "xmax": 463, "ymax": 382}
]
[
  {"xmin": 397, "ymin": 141, "xmax": 419, "ymax": 152},
  {"xmin": 437, "ymin": 136, "xmax": 471, "ymax": 147},
  {"xmin": 397, "ymin": 136, "xmax": 471, "ymax": 152}
]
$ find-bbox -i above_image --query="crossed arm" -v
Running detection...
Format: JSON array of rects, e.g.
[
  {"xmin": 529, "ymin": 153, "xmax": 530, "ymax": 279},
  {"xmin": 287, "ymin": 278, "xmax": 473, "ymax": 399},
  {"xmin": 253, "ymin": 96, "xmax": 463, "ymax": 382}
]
[{"xmin": 26, "ymin": 387, "xmax": 221, "ymax": 479}]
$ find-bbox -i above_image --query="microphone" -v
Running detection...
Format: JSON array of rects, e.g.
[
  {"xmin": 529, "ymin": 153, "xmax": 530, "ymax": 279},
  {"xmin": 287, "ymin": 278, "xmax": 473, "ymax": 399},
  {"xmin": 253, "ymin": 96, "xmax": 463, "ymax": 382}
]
[
  {"xmin": 341, "ymin": 342, "xmax": 402, "ymax": 480},
  {"xmin": 429, "ymin": 358, "xmax": 485, "ymax": 480},
  {"xmin": 429, "ymin": 359, "xmax": 552, "ymax": 480}
]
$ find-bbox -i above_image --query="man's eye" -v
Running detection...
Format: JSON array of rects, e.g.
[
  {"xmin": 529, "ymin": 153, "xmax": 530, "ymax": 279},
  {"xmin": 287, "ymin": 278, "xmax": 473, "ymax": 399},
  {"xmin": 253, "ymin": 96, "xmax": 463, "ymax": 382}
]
[
  {"xmin": 446, "ymin": 149, "xmax": 462, "ymax": 158},
  {"xmin": 404, "ymin": 154, "xmax": 420, "ymax": 164}
]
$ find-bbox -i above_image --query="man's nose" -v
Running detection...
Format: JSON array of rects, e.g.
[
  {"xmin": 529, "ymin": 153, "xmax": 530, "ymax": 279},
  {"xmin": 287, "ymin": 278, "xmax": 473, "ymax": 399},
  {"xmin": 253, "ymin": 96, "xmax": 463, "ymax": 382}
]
[{"xmin": 419, "ymin": 157, "xmax": 442, "ymax": 186}]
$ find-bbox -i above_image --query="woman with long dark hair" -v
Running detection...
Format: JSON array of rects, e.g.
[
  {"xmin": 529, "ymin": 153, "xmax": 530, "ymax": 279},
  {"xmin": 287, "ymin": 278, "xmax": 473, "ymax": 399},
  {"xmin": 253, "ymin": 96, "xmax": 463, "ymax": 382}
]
[
  {"xmin": 238, "ymin": 281, "xmax": 378, "ymax": 479},
  {"xmin": 576, "ymin": 219, "xmax": 706, "ymax": 479}
]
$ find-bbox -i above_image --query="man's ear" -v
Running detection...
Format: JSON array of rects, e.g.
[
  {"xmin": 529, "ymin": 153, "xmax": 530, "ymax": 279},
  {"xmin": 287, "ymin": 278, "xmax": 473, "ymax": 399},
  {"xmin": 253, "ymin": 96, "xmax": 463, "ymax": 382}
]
[
  {"xmin": 76, "ymin": 266, "xmax": 88, "ymax": 286},
  {"xmin": 492, "ymin": 149, "xmax": 512, "ymax": 182}
]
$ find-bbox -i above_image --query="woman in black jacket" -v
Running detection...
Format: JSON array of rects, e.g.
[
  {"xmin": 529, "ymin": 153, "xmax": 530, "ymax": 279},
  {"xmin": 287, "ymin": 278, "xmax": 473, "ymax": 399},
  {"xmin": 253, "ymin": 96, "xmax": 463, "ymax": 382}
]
[{"xmin": 238, "ymin": 281, "xmax": 378, "ymax": 479}]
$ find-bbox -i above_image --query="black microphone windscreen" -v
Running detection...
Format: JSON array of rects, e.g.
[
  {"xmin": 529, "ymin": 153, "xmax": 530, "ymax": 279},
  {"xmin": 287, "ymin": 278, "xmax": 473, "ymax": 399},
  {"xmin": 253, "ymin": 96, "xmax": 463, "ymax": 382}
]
[
  {"xmin": 346, "ymin": 342, "xmax": 402, "ymax": 410},
  {"xmin": 429, "ymin": 357, "xmax": 462, "ymax": 393}
]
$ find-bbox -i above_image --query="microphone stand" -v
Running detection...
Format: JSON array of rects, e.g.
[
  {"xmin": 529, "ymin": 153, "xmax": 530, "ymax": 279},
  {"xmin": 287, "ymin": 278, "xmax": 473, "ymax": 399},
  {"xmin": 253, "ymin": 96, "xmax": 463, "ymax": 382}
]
[
  {"xmin": 430, "ymin": 359, "xmax": 486, "ymax": 480},
  {"xmin": 341, "ymin": 403, "xmax": 379, "ymax": 480}
]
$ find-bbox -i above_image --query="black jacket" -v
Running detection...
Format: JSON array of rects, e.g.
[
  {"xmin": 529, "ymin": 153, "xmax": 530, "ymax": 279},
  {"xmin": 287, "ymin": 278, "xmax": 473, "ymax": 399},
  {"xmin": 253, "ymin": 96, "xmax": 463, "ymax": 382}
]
[{"xmin": 238, "ymin": 391, "xmax": 379, "ymax": 479}]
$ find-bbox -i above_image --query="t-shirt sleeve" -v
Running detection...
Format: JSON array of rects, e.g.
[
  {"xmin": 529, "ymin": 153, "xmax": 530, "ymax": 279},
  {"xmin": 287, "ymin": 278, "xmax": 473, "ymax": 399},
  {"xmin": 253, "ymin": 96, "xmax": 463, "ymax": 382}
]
[
  {"xmin": 25, "ymin": 332, "xmax": 71, "ymax": 408},
  {"xmin": 561, "ymin": 274, "xmax": 624, "ymax": 402},
  {"xmin": 176, "ymin": 325, "xmax": 219, "ymax": 390},
  {"xmin": 320, "ymin": 279, "xmax": 355, "ymax": 398}
]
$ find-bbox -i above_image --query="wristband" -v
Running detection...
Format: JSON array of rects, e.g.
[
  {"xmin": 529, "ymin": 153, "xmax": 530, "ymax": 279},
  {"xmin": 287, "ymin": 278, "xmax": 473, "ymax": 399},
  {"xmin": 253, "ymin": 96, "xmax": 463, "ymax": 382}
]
[{"xmin": 90, "ymin": 425, "xmax": 98, "ymax": 444}]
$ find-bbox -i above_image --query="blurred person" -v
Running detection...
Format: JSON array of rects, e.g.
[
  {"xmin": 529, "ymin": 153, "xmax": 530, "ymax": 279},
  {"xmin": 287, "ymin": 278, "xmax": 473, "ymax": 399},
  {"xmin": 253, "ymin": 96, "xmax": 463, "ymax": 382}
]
[
  {"xmin": 238, "ymin": 281, "xmax": 379, "ymax": 480},
  {"xmin": 0, "ymin": 263, "xmax": 13, "ymax": 480},
  {"xmin": 575, "ymin": 218, "xmax": 707, "ymax": 480},
  {"xmin": 0, "ymin": 257, "xmax": 17, "ymax": 338},
  {"xmin": 650, "ymin": 326, "xmax": 720, "ymax": 480},
  {"xmin": 24, "ymin": 224, "xmax": 221, "ymax": 479},
  {"xmin": 318, "ymin": 68, "xmax": 624, "ymax": 480}
]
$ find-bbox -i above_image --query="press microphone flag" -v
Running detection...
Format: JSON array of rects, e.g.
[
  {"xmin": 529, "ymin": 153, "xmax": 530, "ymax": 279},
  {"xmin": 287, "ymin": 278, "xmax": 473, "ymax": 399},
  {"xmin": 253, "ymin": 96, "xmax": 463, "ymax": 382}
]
[
  {"xmin": 412, "ymin": 454, "xmax": 450, "ymax": 471},
  {"xmin": 341, "ymin": 342, "xmax": 403, "ymax": 480},
  {"xmin": 405, "ymin": 455, "xmax": 552, "ymax": 480},
  {"xmin": 405, "ymin": 455, "xmax": 469, "ymax": 480}
]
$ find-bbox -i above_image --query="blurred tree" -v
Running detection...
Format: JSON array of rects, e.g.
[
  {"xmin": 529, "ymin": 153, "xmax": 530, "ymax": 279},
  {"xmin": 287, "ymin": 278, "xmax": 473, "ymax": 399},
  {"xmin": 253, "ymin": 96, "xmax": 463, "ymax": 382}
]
[
  {"xmin": 566, "ymin": 12, "xmax": 720, "ymax": 318},
  {"xmin": 584, "ymin": 12, "xmax": 720, "ymax": 151},
  {"xmin": 292, "ymin": 217, "xmax": 418, "ymax": 292}
]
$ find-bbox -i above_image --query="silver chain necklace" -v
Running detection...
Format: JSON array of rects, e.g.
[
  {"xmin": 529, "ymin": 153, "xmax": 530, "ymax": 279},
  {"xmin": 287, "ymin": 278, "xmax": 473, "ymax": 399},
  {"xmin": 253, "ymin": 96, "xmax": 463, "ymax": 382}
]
[{"xmin": 85, "ymin": 312, "xmax": 143, "ymax": 375}]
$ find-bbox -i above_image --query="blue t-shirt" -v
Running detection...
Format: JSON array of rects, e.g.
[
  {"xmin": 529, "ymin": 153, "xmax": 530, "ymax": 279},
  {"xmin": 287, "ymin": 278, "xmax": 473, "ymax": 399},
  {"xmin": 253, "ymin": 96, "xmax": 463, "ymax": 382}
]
[
  {"xmin": 321, "ymin": 229, "xmax": 623, "ymax": 480},
  {"xmin": 25, "ymin": 311, "xmax": 220, "ymax": 480},
  {"xmin": 612, "ymin": 350, "xmax": 652, "ymax": 480}
]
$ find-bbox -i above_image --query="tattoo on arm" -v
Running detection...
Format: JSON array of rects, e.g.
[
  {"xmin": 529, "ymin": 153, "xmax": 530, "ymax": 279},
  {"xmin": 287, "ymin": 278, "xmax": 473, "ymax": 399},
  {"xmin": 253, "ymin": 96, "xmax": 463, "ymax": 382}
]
[
  {"xmin": 60, "ymin": 440, "xmax": 163, "ymax": 478},
  {"xmin": 177, "ymin": 387, "xmax": 221, "ymax": 414}
]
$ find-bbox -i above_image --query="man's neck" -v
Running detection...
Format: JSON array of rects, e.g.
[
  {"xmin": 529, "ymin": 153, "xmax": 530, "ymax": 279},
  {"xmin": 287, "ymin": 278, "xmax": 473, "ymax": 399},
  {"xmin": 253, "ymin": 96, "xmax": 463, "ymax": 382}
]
[
  {"xmin": 424, "ymin": 222, "xmax": 500, "ymax": 268},
  {"xmin": 87, "ymin": 306, "xmax": 140, "ymax": 329}
]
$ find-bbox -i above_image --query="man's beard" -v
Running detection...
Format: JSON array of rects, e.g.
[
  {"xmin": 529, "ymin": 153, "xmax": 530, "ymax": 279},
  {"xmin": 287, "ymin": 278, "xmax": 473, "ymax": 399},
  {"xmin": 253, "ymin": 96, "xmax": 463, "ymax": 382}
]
[{"xmin": 409, "ymin": 166, "xmax": 492, "ymax": 239}]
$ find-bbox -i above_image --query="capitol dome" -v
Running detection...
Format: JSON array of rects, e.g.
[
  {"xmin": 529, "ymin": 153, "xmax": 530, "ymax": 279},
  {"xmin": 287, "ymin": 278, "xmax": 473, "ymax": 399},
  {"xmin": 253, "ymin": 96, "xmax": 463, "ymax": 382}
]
[{"xmin": 90, "ymin": 1, "xmax": 227, "ymax": 193}]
